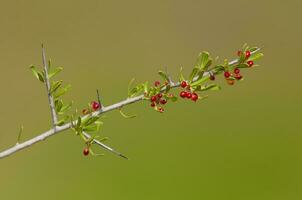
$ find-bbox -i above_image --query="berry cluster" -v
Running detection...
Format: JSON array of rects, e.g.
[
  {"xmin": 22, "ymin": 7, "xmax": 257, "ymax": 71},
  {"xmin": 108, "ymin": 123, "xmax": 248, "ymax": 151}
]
[
  {"xmin": 179, "ymin": 81, "xmax": 198, "ymax": 102},
  {"xmin": 237, "ymin": 50, "xmax": 254, "ymax": 68},
  {"xmin": 148, "ymin": 81, "xmax": 175, "ymax": 113},
  {"xmin": 224, "ymin": 50, "xmax": 255, "ymax": 85},
  {"xmin": 82, "ymin": 101, "xmax": 101, "ymax": 115}
]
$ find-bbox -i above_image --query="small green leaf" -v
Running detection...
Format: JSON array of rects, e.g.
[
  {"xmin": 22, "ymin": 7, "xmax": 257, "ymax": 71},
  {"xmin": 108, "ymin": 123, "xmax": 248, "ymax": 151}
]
[
  {"xmin": 49, "ymin": 67, "xmax": 63, "ymax": 79},
  {"xmin": 83, "ymin": 116, "xmax": 100, "ymax": 126},
  {"xmin": 83, "ymin": 123, "xmax": 101, "ymax": 132},
  {"xmin": 53, "ymin": 84, "xmax": 71, "ymax": 99},
  {"xmin": 166, "ymin": 95, "xmax": 177, "ymax": 102},
  {"xmin": 190, "ymin": 76, "xmax": 209, "ymax": 87},
  {"xmin": 143, "ymin": 81, "xmax": 149, "ymax": 93},
  {"xmin": 236, "ymin": 63, "xmax": 249, "ymax": 68},
  {"xmin": 56, "ymin": 116, "xmax": 70, "ymax": 126},
  {"xmin": 195, "ymin": 51, "xmax": 212, "ymax": 70},
  {"xmin": 119, "ymin": 109, "xmax": 137, "ymax": 119},
  {"xmin": 50, "ymin": 80, "xmax": 63, "ymax": 94},
  {"xmin": 128, "ymin": 83, "xmax": 144, "ymax": 98},
  {"xmin": 158, "ymin": 70, "xmax": 170, "ymax": 82},
  {"xmin": 194, "ymin": 84, "xmax": 221, "ymax": 92},
  {"xmin": 76, "ymin": 117, "xmax": 82, "ymax": 130},
  {"xmin": 249, "ymin": 47, "xmax": 259, "ymax": 52},
  {"xmin": 179, "ymin": 66, "xmax": 185, "ymax": 82},
  {"xmin": 249, "ymin": 52, "xmax": 264, "ymax": 61},
  {"xmin": 210, "ymin": 65, "xmax": 224, "ymax": 74},
  {"xmin": 200, "ymin": 84, "xmax": 221, "ymax": 91},
  {"xmin": 30, "ymin": 65, "xmax": 45, "ymax": 82},
  {"xmin": 58, "ymin": 102, "xmax": 72, "ymax": 115},
  {"xmin": 128, "ymin": 78, "xmax": 135, "ymax": 97},
  {"xmin": 189, "ymin": 67, "xmax": 199, "ymax": 82},
  {"xmin": 55, "ymin": 99, "xmax": 63, "ymax": 112},
  {"xmin": 242, "ymin": 43, "xmax": 249, "ymax": 52}
]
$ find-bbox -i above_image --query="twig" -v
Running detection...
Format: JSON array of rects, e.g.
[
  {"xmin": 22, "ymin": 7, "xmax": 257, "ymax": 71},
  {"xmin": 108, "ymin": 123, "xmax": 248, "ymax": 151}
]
[
  {"xmin": 42, "ymin": 44, "xmax": 58, "ymax": 126},
  {"xmin": 82, "ymin": 132, "xmax": 128, "ymax": 159},
  {"xmin": 0, "ymin": 48, "xmax": 260, "ymax": 159}
]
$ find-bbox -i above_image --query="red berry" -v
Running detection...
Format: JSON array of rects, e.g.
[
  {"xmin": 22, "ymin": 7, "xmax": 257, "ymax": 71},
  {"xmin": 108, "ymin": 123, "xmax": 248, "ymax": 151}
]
[
  {"xmin": 154, "ymin": 81, "xmax": 161, "ymax": 87},
  {"xmin": 150, "ymin": 95, "xmax": 157, "ymax": 102},
  {"xmin": 235, "ymin": 74, "xmax": 242, "ymax": 80},
  {"xmin": 157, "ymin": 93, "xmax": 163, "ymax": 98},
  {"xmin": 186, "ymin": 92, "xmax": 192, "ymax": 99},
  {"xmin": 224, "ymin": 71, "xmax": 231, "ymax": 78},
  {"xmin": 191, "ymin": 93, "xmax": 198, "ymax": 102},
  {"xmin": 247, "ymin": 60, "xmax": 254, "ymax": 67},
  {"xmin": 237, "ymin": 50, "xmax": 242, "ymax": 56},
  {"xmin": 83, "ymin": 147, "xmax": 89, "ymax": 156},
  {"xmin": 234, "ymin": 68, "xmax": 240, "ymax": 74},
  {"xmin": 160, "ymin": 99, "xmax": 167, "ymax": 105},
  {"xmin": 245, "ymin": 51, "xmax": 251, "ymax": 59},
  {"xmin": 151, "ymin": 102, "xmax": 156, "ymax": 107},
  {"xmin": 91, "ymin": 101, "xmax": 101, "ymax": 111},
  {"xmin": 209, "ymin": 74, "xmax": 215, "ymax": 81},
  {"xmin": 180, "ymin": 91, "xmax": 186, "ymax": 98},
  {"xmin": 181, "ymin": 81, "xmax": 187, "ymax": 88}
]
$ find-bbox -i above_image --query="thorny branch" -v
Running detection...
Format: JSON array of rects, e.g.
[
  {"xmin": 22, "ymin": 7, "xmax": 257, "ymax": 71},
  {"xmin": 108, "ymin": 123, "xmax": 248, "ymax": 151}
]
[{"xmin": 0, "ymin": 47, "xmax": 261, "ymax": 159}]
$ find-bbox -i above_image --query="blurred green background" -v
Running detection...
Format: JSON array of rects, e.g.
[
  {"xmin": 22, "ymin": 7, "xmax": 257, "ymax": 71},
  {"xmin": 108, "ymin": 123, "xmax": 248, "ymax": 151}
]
[{"xmin": 0, "ymin": 0, "xmax": 301, "ymax": 199}]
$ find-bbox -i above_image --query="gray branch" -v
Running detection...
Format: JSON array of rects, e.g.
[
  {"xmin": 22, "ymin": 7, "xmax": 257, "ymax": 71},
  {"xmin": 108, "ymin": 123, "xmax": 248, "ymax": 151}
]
[
  {"xmin": 0, "ymin": 48, "xmax": 260, "ymax": 159},
  {"xmin": 42, "ymin": 45, "xmax": 58, "ymax": 126}
]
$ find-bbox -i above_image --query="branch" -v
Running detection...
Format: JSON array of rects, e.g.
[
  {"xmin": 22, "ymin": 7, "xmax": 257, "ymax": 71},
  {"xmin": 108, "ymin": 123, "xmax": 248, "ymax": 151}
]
[
  {"xmin": 82, "ymin": 132, "xmax": 128, "ymax": 159},
  {"xmin": 0, "ymin": 48, "xmax": 261, "ymax": 159},
  {"xmin": 42, "ymin": 44, "xmax": 58, "ymax": 126}
]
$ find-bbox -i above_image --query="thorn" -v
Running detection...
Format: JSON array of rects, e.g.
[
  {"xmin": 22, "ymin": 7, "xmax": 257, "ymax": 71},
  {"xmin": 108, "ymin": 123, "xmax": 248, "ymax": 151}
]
[
  {"xmin": 16, "ymin": 125, "xmax": 24, "ymax": 145},
  {"xmin": 96, "ymin": 89, "xmax": 102, "ymax": 107},
  {"xmin": 164, "ymin": 66, "xmax": 173, "ymax": 84},
  {"xmin": 119, "ymin": 153, "xmax": 129, "ymax": 160}
]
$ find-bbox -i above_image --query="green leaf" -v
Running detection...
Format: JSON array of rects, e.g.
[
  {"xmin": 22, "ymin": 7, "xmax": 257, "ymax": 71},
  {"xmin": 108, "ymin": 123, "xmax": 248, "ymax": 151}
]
[
  {"xmin": 83, "ymin": 116, "xmax": 100, "ymax": 126},
  {"xmin": 53, "ymin": 84, "xmax": 71, "ymax": 99},
  {"xmin": 189, "ymin": 67, "xmax": 199, "ymax": 82},
  {"xmin": 30, "ymin": 65, "xmax": 44, "ymax": 83},
  {"xmin": 56, "ymin": 116, "xmax": 70, "ymax": 126},
  {"xmin": 190, "ymin": 76, "xmax": 209, "ymax": 87},
  {"xmin": 249, "ymin": 52, "xmax": 264, "ymax": 61},
  {"xmin": 242, "ymin": 43, "xmax": 249, "ymax": 52},
  {"xmin": 158, "ymin": 71, "xmax": 170, "ymax": 82},
  {"xmin": 55, "ymin": 99, "xmax": 63, "ymax": 112},
  {"xmin": 249, "ymin": 47, "xmax": 259, "ymax": 52},
  {"xmin": 166, "ymin": 95, "xmax": 177, "ymax": 102},
  {"xmin": 50, "ymin": 80, "xmax": 63, "ymax": 94},
  {"xmin": 49, "ymin": 67, "xmax": 63, "ymax": 79},
  {"xmin": 58, "ymin": 102, "xmax": 72, "ymax": 115},
  {"xmin": 236, "ymin": 63, "xmax": 249, "ymax": 68},
  {"xmin": 200, "ymin": 84, "xmax": 221, "ymax": 91},
  {"xmin": 128, "ymin": 83, "xmax": 144, "ymax": 98},
  {"xmin": 195, "ymin": 51, "xmax": 211, "ymax": 70},
  {"xmin": 127, "ymin": 78, "xmax": 135, "ymax": 97},
  {"xmin": 83, "ymin": 123, "xmax": 102, "ymax": 133},
  {"xmin": 76, "ymin": 117, "xmax": 82, "ymax": 130},
  {"xmin": 143, "ymin": 81, "xmax": 149, "ymax": 93},
  {"xmin": 179, "ymin": 66, "xmax": 185, "ymax": 82},
  {"xmin": 211, "ymin": 65, "xmax": 224, "ymax": 74},
  {"xmin": 119, "ymin": 109, "xmax": 137, "ymax": 119}
]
